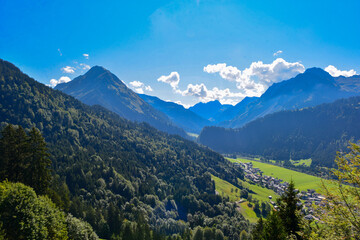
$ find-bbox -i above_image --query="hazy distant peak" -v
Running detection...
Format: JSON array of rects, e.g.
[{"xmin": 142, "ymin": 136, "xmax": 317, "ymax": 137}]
[
  {"xmin": 84, "ymin": 65, "xmax": 112, "ymax": 79},
  {"xmin": 302, "ymin": 67, "xmax": 332, "ymax": 78}
]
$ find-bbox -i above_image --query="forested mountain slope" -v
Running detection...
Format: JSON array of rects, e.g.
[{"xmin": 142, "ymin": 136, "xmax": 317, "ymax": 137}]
[
  {"xmin": 199, "ymin": 96, "xmax": 360, "ymax": 167},
  {"xmin": 0, "ymin": 59, "xmax": 248, "ymax": 239},
  {"xmin": 55, "ymin": 66, "xmax": 187, "ymax": 138}
]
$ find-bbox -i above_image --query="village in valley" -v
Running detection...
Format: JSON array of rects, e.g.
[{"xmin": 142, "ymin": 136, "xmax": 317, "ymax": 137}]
[{"xmin": 235, "ymin": 161, "xmax": 326, "ymax": 220}]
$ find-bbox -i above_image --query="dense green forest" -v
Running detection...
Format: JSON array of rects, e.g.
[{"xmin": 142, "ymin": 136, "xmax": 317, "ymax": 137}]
[
  {"xmin": 199, "ymin": 96, "xmax": 360, "ymax": 167},
  {"xmin": 0, "ymin": 59, "xmax": 250, "ymax": 239}
]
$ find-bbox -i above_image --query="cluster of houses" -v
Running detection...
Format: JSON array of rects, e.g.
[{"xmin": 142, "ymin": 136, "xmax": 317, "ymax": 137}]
[
  {"xmin": 235, "ymin": 161, "xmax": 326, "ymax": 220},
  {"xmin": 236, "ymin": 162, "xmax": 289, "ymax": 195}
]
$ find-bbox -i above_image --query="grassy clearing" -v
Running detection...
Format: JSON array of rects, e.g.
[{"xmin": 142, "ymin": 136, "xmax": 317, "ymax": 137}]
[
  {"xmin": 238, "ymin": 202, "xmax": 259, "ymax": 223},
  {"xmin": 211, "ymin": 175, "xmax": 266, "ymax": 223},
  {"xmin": 240, "ymin": 179, "xmax": 278, "ymax": 202},
  {"xmin": 228, "ymin": 158, "xmax": 324, "ymax": 191},
  {"xmin": 211, "ymin": 175, "xmax": 278, "ymax": 203},
  {"xmin": 290, "ymin": 158, "xmax": 312, "ymax": 167},
  {"xmin": 211, "ymin": 175, "xmax": 241, "ymax": 202}
]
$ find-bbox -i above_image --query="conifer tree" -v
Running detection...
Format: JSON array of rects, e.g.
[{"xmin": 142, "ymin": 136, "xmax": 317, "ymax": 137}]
[
  {"xmin": 251, "ymin": 217, "xmax": 265, "ymax": 240},
  {"xmin": 0, "ymin": 125, "xmax": 51, "ymax": 195},
  {"xmin": 26, "ymin": 127, "xmax": 51, "ymax": 195},
  {"xmin": 277, "ymin": 180, "xmax": 302, "ymax": 238},
  {"xmin": 264, "ymin": 212, "xmax": 287, "ymax": 240}
]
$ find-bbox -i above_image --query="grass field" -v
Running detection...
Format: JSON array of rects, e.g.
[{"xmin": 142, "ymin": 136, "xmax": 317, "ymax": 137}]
[
  {"xmin": 238, "ymin": 202, "xmax": 258, "ymax": 223},
  {"xmin": 211, "ymin": 175, "xmax": 241, "ymax": 202},
  {"xmin": 211, "ymin": 175, "xmax": 278, "ymax": 202},
  {"xmin": 240, "ymin": 179, "xmax": 278, "ymax": 202},
  {"xmin": 211, "ymin": 175, "xmax": 274, "ymax": 223},
  {"xmin": 290, "ymin": 159, "xmax": 312, "ymax": 167},
  {"xmin": 228, "ymin": 158, "xmax": 324, "ymax": 191}
]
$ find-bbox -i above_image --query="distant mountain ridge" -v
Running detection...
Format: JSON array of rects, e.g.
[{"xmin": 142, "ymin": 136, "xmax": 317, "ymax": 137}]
[
  {"xmin": 55, "ymin": 66, "xmax": 187, "ymax": 137},
  {"xmin": 139, "ymin": 94, "xmax": 210, "ymax": 134},
  {"xmin": 189, "ymin": 100, "xmax": 232, "ymax": 121},
  {"xmin": 218, "ymin": 68, "xmax": 360, "ymax": 128}
]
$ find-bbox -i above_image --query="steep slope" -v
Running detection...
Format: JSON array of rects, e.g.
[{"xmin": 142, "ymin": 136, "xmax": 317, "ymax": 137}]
[
  {"xmin": 139, "ymin": 94, "xmax": 210, "ymax": 133},
  {"xmin": 220, "ymin": 68, "xmax": 360, "ymax": 128},
  {"xmin": 335, "ymin": 74, "xmax": 360, "ymax": 92},
  {"xmin": 189, "ymin": 100, "xmax": 232, "ymax": 121},
  {"xmin": 214, "ymin": 96, "xmax": 259, "ymax": 124},
  {"xmin": 199, "ymin": 96, "xmax": 360, "ymax": 167},
  {"xmin": 55, "ymin": 66, "xmax": 187, "ymax": 137},
  {"xmin": 0, "ymin": 59, "xmax": 248, "ymax": 239}
]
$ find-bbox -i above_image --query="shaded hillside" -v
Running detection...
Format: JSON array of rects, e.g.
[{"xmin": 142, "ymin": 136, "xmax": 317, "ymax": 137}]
[
  {"xmin": 335, "ymin": 75, "xmax": 360, "ymax": 92},
  {"xmin": 219, "ymin": 68, "xmax": 360, "ymax": 128},
  {"xmin": 0, "ymin": 59, "xmax": 248, "ymax": 239},
  {"xmin": 199, "ymin": 96, "xmax": 360, "ymax": 167},
  {"xmin": 189, "ymin": 100, "xmax": 232, "ymax": 121},
  {"xmin": 55, "ymin": 66, "xmax": 187, "ymax": 138},
  {"xmin": 214, "ymin": 97, "xmax": 259, "ymax": 124},
  {"xmin": 139, "ymin": 94, "xmax": 210, "ymax": 133}
]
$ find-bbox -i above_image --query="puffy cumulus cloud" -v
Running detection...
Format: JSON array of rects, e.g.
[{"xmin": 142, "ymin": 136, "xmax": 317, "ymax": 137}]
[
  {"xmin": 204, "ymin": 63, "xmax": 241, "ymax": 81},
  {"xmin": 181, "ymin": 83, "xmax": 245, "ymax": 105},
  {"xmin": 157, "ymin": 71, "xmax": 246, "ymax": 105},
  {"xmin": 204, "ymin": 58, "xmax": 305, "ymax": 96},
  {"xmin": 129, "ymin": 81, "xmax": 153, "ymax": 94},
  {"xmin": 49, "ymin": 76, "xmax": 71, "ymax": 87},
  {"xmin": 239, "ymin": 58, "xmax": 305, "ymax": 88},
  {"xmin": 129, "ymin": 81, "xmax": 143, "ymax": 88},
  {"xmin": 325, "ymin": 65, "xmax": 357, "ymax": 77},
  {"xmin": 157, "ymin": 72, "xmax": 180, "ymax": 89},
  {"xmin": 273, "ymin": 50, "xmax": 283, "ymax": 56},
  {"xmin": 61, "ymin": 66, "xmax": 76, "ymax": 74},
  {"xmin": 83, "ymin": 53, "xmax": 89, "ymax": 59}
]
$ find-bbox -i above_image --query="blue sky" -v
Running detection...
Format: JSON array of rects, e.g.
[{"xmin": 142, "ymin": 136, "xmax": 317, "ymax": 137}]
[{"xmin": 1, "ymin": 0, "xmax": 360, "ymax": 106}]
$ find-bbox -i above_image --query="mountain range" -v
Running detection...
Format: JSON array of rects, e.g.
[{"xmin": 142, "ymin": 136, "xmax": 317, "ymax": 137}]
[
  {"xmin": 139, "ymin": 94, "xmax": 210, "ymax": 133},
  {"xmin": 217, "ymin": 68, "xmax": 360, "ymax": 128},
  {"xmin": 55, "ymin": 66, "xmax": 187, "ymax": 138},
  {"xmin": 188, "ymin": 100, "xmax": 232, "ymax": 121},
  {"xmin": 142, "ymin": 68, "xmax": 360, "ymax": 134}
]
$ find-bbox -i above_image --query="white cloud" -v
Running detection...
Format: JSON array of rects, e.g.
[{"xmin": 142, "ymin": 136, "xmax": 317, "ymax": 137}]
[
  {"xmin": 157, "ymin": 71, "xmax": 246, "ymax": 105},
  {"xmin": 273, "ymin": 50, "xmax": 283, "ymax": 56},
  {"xmin": 157, "ymin": 72, "xmax": 180, "ymax": 89},
  {"xmin": 61, "ymin": 66, "xmax": 76, "ymax": 74},
  {"xmin": 204, "ymin": 63, "xmax": 241, "ymax": 81},
  {"xmin": 204, "ymin": 58, "xmax": 305, "ymax": 96},
  {"xmin": 145, "ymin": 85, "xmax": 153, "ymax": 91},
  {"xmin": 83, "ymin": 53, "xmax": 89, "ymax": 59},
  {"xmin": 49, "ymin": 76, "xmax": 71, "ymax": 87},
  {"xmin": 80, "ymin": 63, "xmax": 90, "ymax": 70},
  {"xmin": 158, "ymin": 58, "xmax": 305, "ymax": 105},
  {"xmin": 129, "ymin": 81, "xmax": 144, "ymax": 88},
  {"xmin": 134, "ymin": 88, "xmax": 144, "ymax": 94},
  {"xmin": 129, "ymin": 81, "xmax": 153, "ymax": 94},
  {"xmin": 181, "ymin": 83, "xmax": 245, "ymax": 105},
  {"xmin": 325, "ymin": 65, "xmax": 357, "ymax": 77}
]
